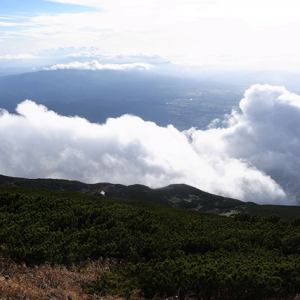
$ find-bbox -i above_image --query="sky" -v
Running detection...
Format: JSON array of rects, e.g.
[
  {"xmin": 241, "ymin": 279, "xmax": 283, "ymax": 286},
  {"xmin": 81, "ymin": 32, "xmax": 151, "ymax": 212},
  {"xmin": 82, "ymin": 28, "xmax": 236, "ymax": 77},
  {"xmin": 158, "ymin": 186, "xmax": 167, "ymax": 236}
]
[{"xmin": 1, "ymin": 0, "xmax": 300, "ymax": 71}]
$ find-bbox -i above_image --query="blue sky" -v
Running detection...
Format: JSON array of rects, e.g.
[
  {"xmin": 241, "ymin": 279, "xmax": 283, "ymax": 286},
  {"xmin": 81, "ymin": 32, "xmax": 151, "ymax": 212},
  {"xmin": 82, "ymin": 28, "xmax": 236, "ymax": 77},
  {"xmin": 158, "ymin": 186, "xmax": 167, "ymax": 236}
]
[
  {"xmin": 0, "ymin": 0, "xmax": 96, "ymax": 15},
  {"xmin": 1, "ymin": 0, "xmax": 300, "ymax": 71}
]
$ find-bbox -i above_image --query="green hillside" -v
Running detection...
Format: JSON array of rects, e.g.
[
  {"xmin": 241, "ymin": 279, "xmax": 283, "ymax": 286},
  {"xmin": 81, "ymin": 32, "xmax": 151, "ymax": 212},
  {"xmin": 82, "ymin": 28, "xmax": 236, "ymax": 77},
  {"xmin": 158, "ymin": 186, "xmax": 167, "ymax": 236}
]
[
  {"xmin": 1, "ymin": 174, "xmax": 300, "ymax": 220},
  {"xmin": 1, "ymin": 182, "xmax": 300, "ymax": 299}
]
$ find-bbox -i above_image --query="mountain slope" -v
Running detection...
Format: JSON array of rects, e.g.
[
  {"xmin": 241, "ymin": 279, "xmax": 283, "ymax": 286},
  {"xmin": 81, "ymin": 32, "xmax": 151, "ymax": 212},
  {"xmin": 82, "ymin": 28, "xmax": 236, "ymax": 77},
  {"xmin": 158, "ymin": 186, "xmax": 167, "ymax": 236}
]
[
  {"xmin": 1, "ymin": 174, "xmax": 299, "ymax": 219},
  {"xmin": 1, "ymin": 178, "xmax": 300, "ymax": 299},
  {"xmin": 0, "ymin": 174, "xmax": 245, "ymax": 211}
]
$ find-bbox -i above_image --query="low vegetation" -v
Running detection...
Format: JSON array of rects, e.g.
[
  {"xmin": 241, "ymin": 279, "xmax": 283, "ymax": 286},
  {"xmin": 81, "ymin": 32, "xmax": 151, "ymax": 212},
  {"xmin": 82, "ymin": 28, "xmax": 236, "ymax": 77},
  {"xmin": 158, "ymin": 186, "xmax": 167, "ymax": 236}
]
[
  {"xmin": 0, "ymin": 252, "xmax": 113, "ymax": 300},
  {"xmin": 1, "ymin": 184, "xmax": 300, "ymax": 299}
]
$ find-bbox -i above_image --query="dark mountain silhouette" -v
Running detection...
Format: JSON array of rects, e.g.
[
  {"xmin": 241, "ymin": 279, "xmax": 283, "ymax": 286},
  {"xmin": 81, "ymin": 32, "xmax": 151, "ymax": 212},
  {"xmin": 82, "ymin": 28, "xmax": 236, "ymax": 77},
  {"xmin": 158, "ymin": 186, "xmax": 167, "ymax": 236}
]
[{"xmin": 1, "ymin": 174, "xmax": 299, "ymax": 219}]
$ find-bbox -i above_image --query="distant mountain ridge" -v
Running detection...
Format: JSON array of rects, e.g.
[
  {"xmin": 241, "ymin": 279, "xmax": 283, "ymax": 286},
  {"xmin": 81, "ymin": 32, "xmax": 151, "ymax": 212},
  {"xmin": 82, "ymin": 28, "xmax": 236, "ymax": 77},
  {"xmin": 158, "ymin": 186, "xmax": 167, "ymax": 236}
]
[
  {"xmin": 1, "ymin": 174, "xmax": 300, "ymax": 219},
  {"xmin": 0, "ymin": 69, "xmax": 240, "ymax": 130}
]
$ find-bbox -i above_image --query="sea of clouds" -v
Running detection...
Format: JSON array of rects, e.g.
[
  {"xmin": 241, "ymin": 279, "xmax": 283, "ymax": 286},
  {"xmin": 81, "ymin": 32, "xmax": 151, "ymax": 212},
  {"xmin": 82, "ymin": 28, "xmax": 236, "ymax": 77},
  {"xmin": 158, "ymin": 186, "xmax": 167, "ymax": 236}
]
[{"xmin": 1, "ymin": 84, "xmax": 300, "ymax": 205}]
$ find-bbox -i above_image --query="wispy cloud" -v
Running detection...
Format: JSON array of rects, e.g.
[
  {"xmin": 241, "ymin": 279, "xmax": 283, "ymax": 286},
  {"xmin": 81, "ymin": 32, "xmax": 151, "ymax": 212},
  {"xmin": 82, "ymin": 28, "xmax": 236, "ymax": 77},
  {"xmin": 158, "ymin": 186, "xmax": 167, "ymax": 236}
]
[
  {"xmin": 0, "ymin": 54, "xmax": 40, "ymax": 60},
  {"xmin": 1, "ymin": 0, "xmax": 300, "ymax": 70},
  {"xmin": 46, "ymin": 0, "xmax": 300, "ymax": 26},
  {"xmin": 0, "ymin": 21, "xmax": 25, "ymax": 27},
  {"xmin": 43, "ymin": 60, "xmax": 152, "ymax": 70},
  {"xmin": 65, "ymin": 50, "xmax": 106, "ymax": 58},
  {"xmin": 0, "ymin": 17, "xmax": 15, "ymax": 20}
]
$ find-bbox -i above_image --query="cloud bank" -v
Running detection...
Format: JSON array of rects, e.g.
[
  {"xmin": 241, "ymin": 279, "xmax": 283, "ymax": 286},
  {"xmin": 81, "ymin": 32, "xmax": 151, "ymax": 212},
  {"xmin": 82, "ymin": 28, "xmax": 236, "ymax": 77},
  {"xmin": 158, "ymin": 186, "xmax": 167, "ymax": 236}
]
[
  {"xmin": 1, "ymin": 84, "xmax": 300, "ymax": 204},
  {"xmin": 44, "ymin": 61, "xmax": 152, "ymax": 71}
]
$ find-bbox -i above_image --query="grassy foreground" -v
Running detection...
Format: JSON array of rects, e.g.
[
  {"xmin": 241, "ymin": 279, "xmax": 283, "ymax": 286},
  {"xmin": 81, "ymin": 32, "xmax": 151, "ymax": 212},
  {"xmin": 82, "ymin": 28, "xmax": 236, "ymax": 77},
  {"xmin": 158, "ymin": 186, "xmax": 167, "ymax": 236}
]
[{"xmin": 1, "ymin": 184, "xmax": 300, "ymax": 299}]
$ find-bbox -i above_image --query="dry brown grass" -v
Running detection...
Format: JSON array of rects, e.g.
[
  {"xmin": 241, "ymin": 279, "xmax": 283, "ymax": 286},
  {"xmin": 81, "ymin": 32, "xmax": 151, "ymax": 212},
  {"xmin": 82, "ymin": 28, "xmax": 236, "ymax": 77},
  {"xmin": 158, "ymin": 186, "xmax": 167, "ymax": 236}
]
[
  {"xmin": 0, "ymin": 253, "xmax": 122, "ymax": 300},
  {"xmin": 4, "ymin": 252, "xmax": 299, "ymax": 300}
]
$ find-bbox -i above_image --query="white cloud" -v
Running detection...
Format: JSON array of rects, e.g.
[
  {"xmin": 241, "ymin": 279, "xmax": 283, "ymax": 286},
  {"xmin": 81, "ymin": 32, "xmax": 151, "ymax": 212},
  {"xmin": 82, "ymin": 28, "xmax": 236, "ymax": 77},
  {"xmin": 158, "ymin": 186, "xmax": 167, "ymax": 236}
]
[
  {"xmin": 3, "ymin": 84, "xmax": 300, "ymax": 204},
  {"xmin": 48, "ymin": 0, "xmax": 300, "ymax": 27},
  {"xmin": 0, "ymin": 54, "xmax": 40, "ymax": 60},
  {"xmin": 64, "ymin": 51, "xmax": 169, "ymax": 66},
  {"xmin": 65, "ymin": 51, "xmax": 106, "ymax": 58},
  {"xmin": 2, "ymin": 0, "xmax": 300, "ymax": 71},
  {"xmin": 189, "ymin": 84, "xmax": 300, "ymax": 202},
  {"xmin": 0, "ymin": 17, "xmax": 15, "ymax": 20},
  {"xmin": 43, "ymin": 60, "xmax": 153, "ymax": 70},
  {"xmin": 0, "ymin": 21, "xmax": 25, "ymax": 27}
]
